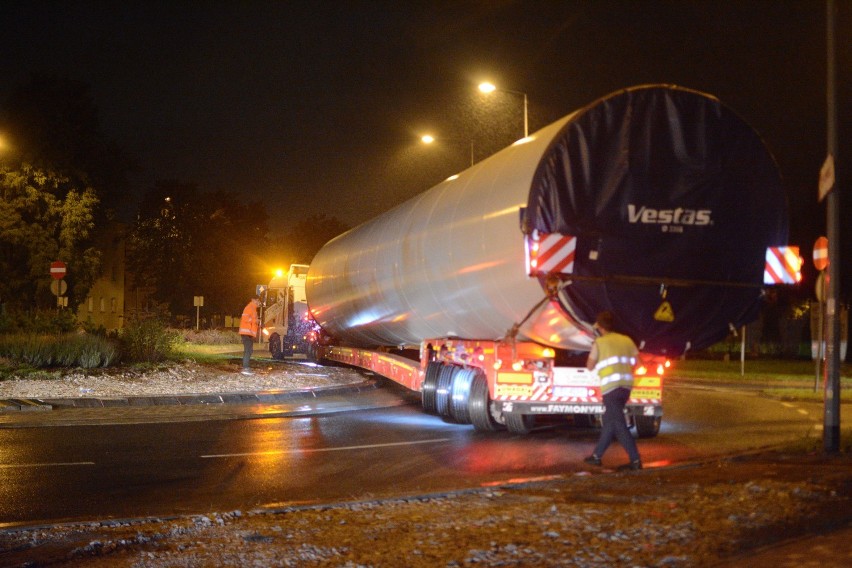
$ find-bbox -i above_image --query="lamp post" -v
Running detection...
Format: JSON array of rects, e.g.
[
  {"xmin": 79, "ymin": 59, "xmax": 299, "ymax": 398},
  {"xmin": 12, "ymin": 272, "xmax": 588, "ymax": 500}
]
[
  {"xmin": 478, "ymin": 81, "xmax": 528, "ymax": 138},
  {"xmin": 420, "ymin": 134, "xmax": 475, "ymax": 167}
]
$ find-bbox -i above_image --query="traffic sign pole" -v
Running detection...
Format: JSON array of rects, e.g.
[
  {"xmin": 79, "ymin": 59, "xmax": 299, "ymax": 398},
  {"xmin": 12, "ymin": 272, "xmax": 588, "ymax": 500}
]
[{"xmin": 823, "ymin": 0, "xmax": 841, "ymax": 453}]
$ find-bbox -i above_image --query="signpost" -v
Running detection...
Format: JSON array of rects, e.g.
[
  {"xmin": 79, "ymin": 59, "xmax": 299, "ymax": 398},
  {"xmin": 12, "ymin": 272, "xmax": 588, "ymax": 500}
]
[
  {"xmin": 193, "ymin": 296, "xmax": 204, "ymax": 331},
  {"xmin": 822, "ymin": 0, "xmax": 841, "ymax": 453},
  {"xmin": 50, "ymin": 260, "xmax": 68, "ymax": 309}
]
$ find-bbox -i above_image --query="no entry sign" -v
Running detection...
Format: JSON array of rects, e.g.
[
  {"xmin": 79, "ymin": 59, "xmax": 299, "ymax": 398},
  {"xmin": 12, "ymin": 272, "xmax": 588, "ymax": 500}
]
[
  {"xmin": 50, "ymin": 260, "xmax": 67, "ymax": 280},
  {"xmin": 813, "ymin": 236, "xmax": 829, "ymax": 271}
]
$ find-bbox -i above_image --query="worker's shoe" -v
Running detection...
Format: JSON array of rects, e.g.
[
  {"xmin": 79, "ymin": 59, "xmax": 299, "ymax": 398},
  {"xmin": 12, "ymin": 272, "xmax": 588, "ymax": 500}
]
[
  {"xmin": 617, "ymin": 460, "xmax": 643, "ymax": 472},
  {"xmin": 583, "ymin": 455, "xmax": 602, "ymax": 466}
]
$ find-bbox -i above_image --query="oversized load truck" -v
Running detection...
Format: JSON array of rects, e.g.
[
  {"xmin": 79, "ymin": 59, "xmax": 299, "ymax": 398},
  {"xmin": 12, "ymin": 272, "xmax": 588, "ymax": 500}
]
[{"xmin": 305, "ymin": 85, "xmax": 796, "ymax": 436}]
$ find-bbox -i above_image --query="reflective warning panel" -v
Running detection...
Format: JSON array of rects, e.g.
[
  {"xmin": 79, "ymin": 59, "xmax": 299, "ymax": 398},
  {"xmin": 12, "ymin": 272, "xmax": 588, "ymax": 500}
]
[
  {"xmin": 525, "ymin": 231, "xmax": 576, "ymax": 276},
  {"xmin": 764, "ymin": 246, "xmax": 802, "ymax": 285}
]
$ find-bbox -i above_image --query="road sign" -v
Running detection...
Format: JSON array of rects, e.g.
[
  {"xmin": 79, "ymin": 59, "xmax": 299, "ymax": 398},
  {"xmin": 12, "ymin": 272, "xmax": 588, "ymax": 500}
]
[
  {"xmin": 50, "ymin": 260, "xmax": 67, "ymax": 280},
  {"xmin": 813, "ymin": 236, "xmax": 829, "ymax": 271},
  {"xmin": 50, "ymin": 279, "xmax": 68, "ymax": 296},
  {"xmin": 816, "ymin": 271, "xmax": 828, "ymax": 303},
  {"xmin": 818, "ymin": 154, "xmax": 835, "ymax": 203}
]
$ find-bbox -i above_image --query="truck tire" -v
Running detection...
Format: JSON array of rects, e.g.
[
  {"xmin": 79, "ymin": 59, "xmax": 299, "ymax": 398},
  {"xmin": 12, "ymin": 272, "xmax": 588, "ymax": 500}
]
[
  {"xmin": 469, "ymin": 372, "xmax": 504, "ymax": 432},
  {"xmin": 435, "ymin": 365, "xmax": 456, "ymax": 417},
  {"xmin": 421, "ymin": 362, "xmax": 442, "ymax": 414},
  {"xmin": 268, "ymin": 333, "xmax": 282, "ymax": 360},
  {"xmin": 448, "ymin": 367, "xmax": 475, "ymax": 424},
  {"xmin": 506, "ymin": 412, "xmax": 536, "ymax": 435},
  {"xmin": 634, "ymin": 415, "xmax": 661, "ymax": 438}
]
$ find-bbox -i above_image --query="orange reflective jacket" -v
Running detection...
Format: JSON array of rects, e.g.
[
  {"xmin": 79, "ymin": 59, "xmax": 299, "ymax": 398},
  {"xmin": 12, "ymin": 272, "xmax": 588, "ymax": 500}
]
[{"xmin": 239, "ymin": 300, "xmax": 259, "ymax": 337}]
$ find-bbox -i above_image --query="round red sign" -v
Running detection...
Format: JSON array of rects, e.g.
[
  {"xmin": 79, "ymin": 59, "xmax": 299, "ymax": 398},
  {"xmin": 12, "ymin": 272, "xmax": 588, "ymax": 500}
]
[
  {"xmin": 813, "ymin": 236, "xmax": 829, "ymax": 271},
  {"xmin": 50, "ymin": 260, "xmax": 67, "ymax": 280}
]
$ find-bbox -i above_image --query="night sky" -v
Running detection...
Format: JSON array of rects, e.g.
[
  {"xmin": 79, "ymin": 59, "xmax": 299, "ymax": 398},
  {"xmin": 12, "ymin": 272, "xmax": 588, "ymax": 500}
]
[{"xmin": 1, "ymin": 1, "xmax": 850, "ymax": 289}]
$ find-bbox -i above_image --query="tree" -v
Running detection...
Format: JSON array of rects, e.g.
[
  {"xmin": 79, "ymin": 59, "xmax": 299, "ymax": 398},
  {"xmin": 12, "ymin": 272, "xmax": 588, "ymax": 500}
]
[
  {"xmin": 0, "ymin": 74, "xmax": 133, "ymax": 209},
  {"xmin": 127, "ymin": 181, "xmax": 269, "ymax": 322},
  {"xmin": 0, "ymin": 164, "xmax": 100, "ymax": 311},
  {"xmin": 0, "ymin": 74, "xmax": 133, "ymax": 319}
]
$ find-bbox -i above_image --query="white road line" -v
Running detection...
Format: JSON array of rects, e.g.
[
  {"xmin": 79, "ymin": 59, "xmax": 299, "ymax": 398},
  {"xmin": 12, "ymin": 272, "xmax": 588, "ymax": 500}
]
[
  {"xmin": 797, "ymin": 408, "xmax": 809, "ymax": 416},
  {"xmin": 201, "ymin": 438, "xmax": 452, "ymax": 459},
  {"xmin": 0, "ymin": 462, "xmax": 95, "ymax": 469}
]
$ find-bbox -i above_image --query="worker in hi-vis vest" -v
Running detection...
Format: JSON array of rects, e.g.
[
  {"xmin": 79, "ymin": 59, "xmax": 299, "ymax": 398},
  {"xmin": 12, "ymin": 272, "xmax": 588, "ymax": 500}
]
[
  {"xmin": 583, "ymin": 311, "xmax": 642, "ymax": 471},
  {"xmin": 239, "ymin": 295, "xmax": 261, "ymax": 375}
]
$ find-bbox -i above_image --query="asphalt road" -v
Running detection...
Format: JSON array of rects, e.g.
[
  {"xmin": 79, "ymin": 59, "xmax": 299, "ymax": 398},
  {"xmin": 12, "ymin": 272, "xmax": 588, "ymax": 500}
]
[{"xmin": 0, "ymin": 381, "xmax": 826, "ymax": 529}]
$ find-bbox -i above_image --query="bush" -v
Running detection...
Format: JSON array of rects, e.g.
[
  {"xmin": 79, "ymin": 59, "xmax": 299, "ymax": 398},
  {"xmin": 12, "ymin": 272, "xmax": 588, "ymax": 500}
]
[
  {"xmin": 120, "ymin": 318, "xmax": 181, "ymax": 363},
  {"xmin": 0, "ymin": 332, "xmax": 120, "ymax": 369}
]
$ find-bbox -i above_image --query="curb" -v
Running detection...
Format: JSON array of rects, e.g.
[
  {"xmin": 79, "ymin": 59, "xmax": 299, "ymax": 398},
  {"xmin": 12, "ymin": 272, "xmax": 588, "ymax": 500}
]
[{"xmin": 0, "ymin": 380, "xmax": 379, "ymax": 413}]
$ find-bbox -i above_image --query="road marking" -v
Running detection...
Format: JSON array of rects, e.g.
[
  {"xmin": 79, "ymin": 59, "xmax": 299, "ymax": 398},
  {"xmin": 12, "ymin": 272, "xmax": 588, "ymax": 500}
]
[
  {"xmin": 780, "ymin": 402, "xmax": 796, "ymax": 408},
  {"xmin": 797, "ymin": 409, "xmax": 809, "ymax": 416},
  {"xmin": 0, "ymin": 462, "xmax": 95, "ymax": 469},
  {"xmin": 201, "ymin": 438, "xmax": 452, "ymax": 459}
]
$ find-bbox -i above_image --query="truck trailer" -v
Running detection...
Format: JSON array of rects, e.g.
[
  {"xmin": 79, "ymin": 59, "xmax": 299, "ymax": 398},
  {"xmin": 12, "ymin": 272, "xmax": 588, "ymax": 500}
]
[{"xmin": 303, "ymin": 85, "xmax": 796, "ymax": 436}]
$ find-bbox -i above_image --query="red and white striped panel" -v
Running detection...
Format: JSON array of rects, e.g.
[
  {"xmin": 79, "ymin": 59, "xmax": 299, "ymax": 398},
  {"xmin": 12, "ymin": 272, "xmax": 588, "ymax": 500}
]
[
  {"xmin": 530, "ymin": 232, "xmax": 576, "ymax": 275},
  {"xmin": 498, "ymin": 384, "xmax": 601, "ymax": 403},
  {"xmin": 764, "ymin": 246, "xmax": 801, "ymax": 285}
]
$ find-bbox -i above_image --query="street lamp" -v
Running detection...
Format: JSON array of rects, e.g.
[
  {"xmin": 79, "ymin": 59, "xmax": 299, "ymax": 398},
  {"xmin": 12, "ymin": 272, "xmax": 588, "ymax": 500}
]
[
  {"xmin": 478, "ymin": 81, "xmax": 529, "ymax": 138},
  {"xmin": 420, "ymin": 134, "xmax": 475, "ymax": 167}
]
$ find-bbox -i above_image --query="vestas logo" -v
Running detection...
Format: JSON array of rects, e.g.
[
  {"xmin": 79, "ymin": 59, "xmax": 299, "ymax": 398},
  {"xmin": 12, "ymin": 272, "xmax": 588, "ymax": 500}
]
[{"xmin": 627, "ymin": 204, "xmax": 712, "ymax": 226}]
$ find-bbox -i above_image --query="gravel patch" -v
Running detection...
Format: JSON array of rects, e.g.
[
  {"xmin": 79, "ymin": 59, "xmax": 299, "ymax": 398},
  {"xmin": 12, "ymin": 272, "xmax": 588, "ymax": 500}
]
[{"xmin": 0, "ymin": 360, "xmax": 364, "ymax": 399}]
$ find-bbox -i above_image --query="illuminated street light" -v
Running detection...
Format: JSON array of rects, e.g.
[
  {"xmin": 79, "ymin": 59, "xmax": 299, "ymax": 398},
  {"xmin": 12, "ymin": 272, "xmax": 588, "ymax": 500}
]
[
  {"xmin": 420, "ymin": 134, "xmax": 475, "ymax": 167},
  {"xmin": 478, "ymin": 81, "xmax": 529, "ymax": 138}
]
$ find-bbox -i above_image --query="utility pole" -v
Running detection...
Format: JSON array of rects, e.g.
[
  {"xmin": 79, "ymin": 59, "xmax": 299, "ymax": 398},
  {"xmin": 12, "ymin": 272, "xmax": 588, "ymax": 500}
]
[{"xmin": 823, "ymin": 0, "xmax": 842, "ymax": 453}]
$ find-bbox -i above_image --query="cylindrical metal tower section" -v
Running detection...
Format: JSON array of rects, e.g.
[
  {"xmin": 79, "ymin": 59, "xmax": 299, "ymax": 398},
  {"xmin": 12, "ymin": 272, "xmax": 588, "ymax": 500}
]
[{"xmin": 307, "ymin": 85, "xmax": 788, "ymax": 355}]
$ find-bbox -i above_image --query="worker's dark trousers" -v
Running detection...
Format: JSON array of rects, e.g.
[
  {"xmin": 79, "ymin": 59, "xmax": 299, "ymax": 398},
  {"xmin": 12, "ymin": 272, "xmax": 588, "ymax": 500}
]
[
  {"xmin": 593, "ymin": 387, "xmax": 641, "ymax": 463},
  {"xmin": 241, "ymin": 335, "xmax": 254, "ymax": 370}
]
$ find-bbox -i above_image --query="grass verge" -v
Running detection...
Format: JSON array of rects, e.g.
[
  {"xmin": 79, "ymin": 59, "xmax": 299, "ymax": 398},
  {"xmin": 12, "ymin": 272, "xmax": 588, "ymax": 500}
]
[{"xmin": 673, "ymin": 357, "xmax": 851, "ymax": 402}]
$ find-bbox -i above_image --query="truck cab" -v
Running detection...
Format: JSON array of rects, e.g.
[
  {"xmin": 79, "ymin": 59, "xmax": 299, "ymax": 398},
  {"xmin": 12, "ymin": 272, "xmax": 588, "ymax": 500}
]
[{"xmin": 264, "ymin": 263, "xmax": 311, "ymax": 358}]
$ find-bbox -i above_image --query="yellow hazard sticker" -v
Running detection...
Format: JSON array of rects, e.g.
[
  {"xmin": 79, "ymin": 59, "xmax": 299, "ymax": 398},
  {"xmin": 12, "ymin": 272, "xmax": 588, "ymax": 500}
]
[
  {"xmin": 632, "ymin": 389, "xmax": 662, "ymax": 399},
  {"xmin": 635, "ymin": 376, "xmax": 661, "ymax": 388},
  {"xmin": 654, "ymin": 300, "xmax": 675, "ymax": 322},
  {"xmin": 495, "ymin": 385, "xmax": 533, "ymax": 398}
]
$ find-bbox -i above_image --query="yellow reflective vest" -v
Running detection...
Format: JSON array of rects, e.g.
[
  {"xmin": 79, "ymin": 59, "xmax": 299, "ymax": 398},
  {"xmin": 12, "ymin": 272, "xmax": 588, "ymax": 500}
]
[{"xmin": 593, "ymin": 332, "xmax": 638, "ymax": 395}]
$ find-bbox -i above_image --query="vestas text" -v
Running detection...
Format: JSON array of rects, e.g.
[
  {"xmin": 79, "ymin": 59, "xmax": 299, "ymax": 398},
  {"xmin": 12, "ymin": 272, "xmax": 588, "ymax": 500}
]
[{"xmin": 627, "ymin": 204, "xmax": 712, "ymax": 226}]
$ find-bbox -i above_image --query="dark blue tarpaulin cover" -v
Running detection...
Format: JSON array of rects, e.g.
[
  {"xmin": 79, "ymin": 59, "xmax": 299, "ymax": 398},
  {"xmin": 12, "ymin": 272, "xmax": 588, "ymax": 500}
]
[{"xmin": 524, "ymin": 85, "xmax": 789, "ymax": 355}]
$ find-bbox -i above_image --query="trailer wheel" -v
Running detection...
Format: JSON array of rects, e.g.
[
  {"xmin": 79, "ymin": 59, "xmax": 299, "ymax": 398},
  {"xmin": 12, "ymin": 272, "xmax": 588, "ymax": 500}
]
[
  {"xmin": 469, "ymin": 372, "xmax": 504, "ymax": 432},
  {"xmin": 421, "ymin": 362, "xmax": 442, "ymax": 414},
  {"xmin": 634, "ymin": 415, "xmax": 661, "ymax": 438},
  {"xmin": 505, "ymin": 412, "xmax": 536, "ymax": 435},
  {"xmin": 268, "ymin": 333, "xmax": 282, "ymax": 360},
  {"xmin": 448, "ymin": 367, "xmax": 475, "ymax": 424},
  {"xmin": 435, "ymin": 365, "xmax": 456, "ymax": 417}
]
